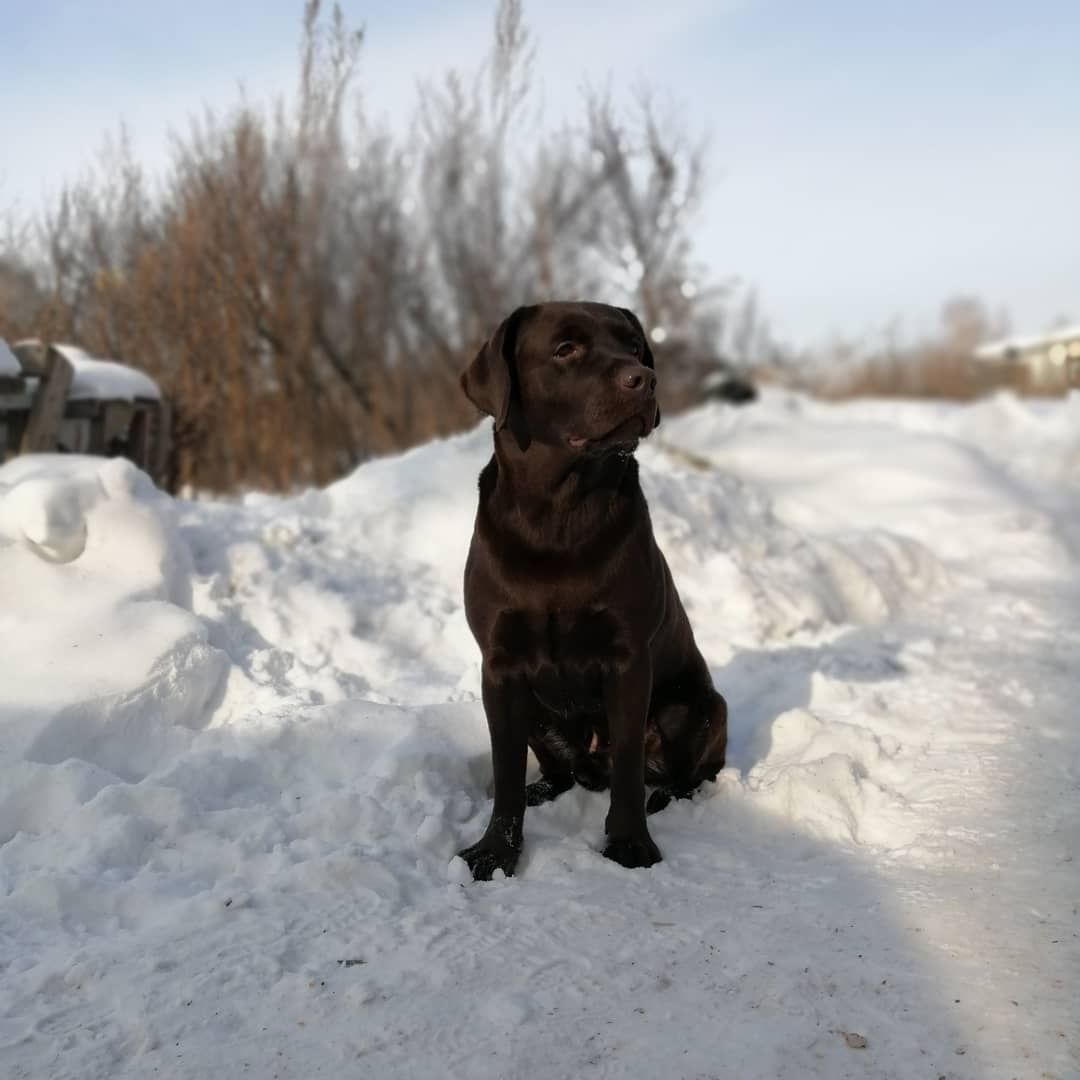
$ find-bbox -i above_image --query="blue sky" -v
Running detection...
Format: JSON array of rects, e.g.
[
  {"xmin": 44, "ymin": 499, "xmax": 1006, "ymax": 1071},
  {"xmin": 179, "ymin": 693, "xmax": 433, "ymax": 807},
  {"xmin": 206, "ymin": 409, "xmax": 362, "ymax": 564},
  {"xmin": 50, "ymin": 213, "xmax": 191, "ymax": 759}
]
[{"xmin": 2, "ymin": 0, "xmax": 1077, "ymax": 346}]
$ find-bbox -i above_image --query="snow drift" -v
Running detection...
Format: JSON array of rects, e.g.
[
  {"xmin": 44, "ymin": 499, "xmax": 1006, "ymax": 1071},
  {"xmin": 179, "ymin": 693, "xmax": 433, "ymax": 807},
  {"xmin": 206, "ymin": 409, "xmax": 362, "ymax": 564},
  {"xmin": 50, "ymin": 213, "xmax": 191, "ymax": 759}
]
[{"xmin": 1, "ymin": 391, "xmax": 1077, "ymax": 1079}]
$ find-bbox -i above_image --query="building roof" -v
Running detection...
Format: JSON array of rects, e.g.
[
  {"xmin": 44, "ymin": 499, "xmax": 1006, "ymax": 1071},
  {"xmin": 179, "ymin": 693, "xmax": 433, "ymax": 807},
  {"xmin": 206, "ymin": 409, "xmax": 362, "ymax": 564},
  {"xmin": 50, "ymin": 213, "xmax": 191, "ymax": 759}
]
[
  {"xmin": 974, "ymin": 323, "xmax": 1080, "ymax": 361},
  {"xmin": 52, "ymin": 344, "xmax": 162, "ymax": 401}
]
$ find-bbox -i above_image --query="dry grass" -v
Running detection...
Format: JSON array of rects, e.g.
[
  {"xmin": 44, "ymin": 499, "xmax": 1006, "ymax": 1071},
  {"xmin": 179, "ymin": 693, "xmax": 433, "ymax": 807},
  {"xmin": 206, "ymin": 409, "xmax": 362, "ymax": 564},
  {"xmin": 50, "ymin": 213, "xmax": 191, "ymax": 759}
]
[
  {"xmin": 813, "ymin": 297, "xmax": 1026, "ymax": 401},
  {"xmin": 824, "ymin": 350, "xmax": 981, "ymax": 400}
]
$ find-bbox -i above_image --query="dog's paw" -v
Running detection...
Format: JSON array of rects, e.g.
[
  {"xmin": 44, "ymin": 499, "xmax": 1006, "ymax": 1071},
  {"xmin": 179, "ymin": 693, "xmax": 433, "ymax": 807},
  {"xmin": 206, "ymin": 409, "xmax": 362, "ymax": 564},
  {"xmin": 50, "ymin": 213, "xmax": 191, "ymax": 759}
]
[
  {"xmin": 603, "ymin": 833, "xmax": 662, "ymax": 869},
  {"xmin": 457, "ymin": 841, "xmax": 520, "ymax": 881},
  {"xmin": 526, "ymin": 775, "xmax": 573, "ymax": 806}
]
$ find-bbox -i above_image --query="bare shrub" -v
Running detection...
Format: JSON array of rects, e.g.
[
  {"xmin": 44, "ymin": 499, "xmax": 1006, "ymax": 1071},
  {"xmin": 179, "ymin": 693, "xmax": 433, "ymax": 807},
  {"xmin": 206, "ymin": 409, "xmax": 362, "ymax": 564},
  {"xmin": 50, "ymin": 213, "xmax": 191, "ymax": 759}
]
[
  {"xmin": 819, "ymin": 296, "xmax": 1011, "ymax": 400},
  {"xmin": 0, "ymin": 0, "xmax": 729, "ymax": 491}
]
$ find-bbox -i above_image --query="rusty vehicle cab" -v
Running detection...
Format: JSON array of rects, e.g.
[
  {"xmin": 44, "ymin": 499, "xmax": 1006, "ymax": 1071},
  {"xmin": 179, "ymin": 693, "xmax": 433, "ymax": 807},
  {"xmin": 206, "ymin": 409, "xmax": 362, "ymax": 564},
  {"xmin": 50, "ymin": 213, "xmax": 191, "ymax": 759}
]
[{"xmin": 0, "ymin": 338, "xmax": 171, "ymax": 485}]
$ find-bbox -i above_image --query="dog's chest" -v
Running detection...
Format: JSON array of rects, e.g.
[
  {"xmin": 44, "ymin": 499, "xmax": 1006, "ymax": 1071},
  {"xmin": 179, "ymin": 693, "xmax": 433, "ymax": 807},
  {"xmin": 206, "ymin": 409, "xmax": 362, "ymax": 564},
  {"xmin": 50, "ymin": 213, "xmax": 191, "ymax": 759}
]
[{"xmin": 488, "ymin": 607, "xmax": 632, "ymax": 685}]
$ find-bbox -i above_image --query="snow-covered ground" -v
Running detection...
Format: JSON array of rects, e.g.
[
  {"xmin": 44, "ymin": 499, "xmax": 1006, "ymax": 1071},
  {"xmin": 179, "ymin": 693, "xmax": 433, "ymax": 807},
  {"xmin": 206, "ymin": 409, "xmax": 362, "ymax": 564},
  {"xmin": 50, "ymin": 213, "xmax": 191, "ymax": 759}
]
[{"xmin": 1, "ymin": 390, "xmax": 1077, "ymax": 1080}]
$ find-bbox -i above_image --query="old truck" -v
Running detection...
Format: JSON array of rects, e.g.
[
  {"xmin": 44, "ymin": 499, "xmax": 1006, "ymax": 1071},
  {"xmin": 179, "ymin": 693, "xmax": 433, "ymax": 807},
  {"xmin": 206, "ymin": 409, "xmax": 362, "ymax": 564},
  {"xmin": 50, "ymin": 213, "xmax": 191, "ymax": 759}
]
[{"xmin": 0, "ymin": 338, "xmax": 170, "ymax": 485}]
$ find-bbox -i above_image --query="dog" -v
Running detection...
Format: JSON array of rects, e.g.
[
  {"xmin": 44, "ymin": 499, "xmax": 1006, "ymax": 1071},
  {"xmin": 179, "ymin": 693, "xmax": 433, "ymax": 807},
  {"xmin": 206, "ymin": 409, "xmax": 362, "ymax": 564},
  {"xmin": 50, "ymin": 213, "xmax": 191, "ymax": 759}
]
[{"xmin": 456, "ymin": 301, "xmax": 727, "ymax": 879}]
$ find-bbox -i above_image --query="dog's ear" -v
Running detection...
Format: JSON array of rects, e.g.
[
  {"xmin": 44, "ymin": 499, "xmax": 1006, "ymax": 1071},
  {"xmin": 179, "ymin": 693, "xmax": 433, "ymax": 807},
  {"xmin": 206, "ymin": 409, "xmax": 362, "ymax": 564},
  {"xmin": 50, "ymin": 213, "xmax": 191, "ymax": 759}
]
[
  {"xmin": 619, "ymin": 307, "xmax": 655, "ymax": 371},
  {"xmin": 461, "ymin": 306, "xmax": 534, "ymax": 430},
  {"xmin": 619, "ymin": 306, "xmax": 660, "ymax": 428}
]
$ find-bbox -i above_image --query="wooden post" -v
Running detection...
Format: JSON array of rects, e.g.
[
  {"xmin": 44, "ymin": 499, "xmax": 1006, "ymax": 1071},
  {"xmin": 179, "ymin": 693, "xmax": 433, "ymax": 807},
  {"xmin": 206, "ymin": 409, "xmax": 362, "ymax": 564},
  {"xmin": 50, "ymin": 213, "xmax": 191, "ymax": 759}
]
[{"xmin": 20, "ymin": 346, "xmax": 74, "ymax": 453}]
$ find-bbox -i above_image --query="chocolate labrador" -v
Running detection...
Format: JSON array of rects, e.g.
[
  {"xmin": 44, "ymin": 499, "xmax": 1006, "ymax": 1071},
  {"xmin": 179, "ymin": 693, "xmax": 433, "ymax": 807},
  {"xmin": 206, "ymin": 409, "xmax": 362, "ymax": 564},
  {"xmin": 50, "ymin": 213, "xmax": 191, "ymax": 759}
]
[{"xmin": 456, "ymin": 301, "xmax": 727, "ymax": 879}]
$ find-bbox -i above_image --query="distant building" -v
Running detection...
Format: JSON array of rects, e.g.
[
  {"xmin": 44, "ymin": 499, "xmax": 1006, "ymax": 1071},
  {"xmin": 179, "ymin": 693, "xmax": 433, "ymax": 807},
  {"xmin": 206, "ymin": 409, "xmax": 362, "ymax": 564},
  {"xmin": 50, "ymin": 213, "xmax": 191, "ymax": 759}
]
[{"xmin": 972, "ymin": 324, "xmax": 1080, "ymax": 394}]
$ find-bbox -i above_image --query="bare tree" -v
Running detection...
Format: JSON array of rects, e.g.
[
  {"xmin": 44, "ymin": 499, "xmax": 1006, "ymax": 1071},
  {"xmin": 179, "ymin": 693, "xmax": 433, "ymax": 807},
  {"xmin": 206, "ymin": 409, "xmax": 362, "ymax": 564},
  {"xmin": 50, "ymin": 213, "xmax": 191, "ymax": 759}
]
[{"xmin": 1, "ymin": 0, "xmax": 731, "ymax": 490}]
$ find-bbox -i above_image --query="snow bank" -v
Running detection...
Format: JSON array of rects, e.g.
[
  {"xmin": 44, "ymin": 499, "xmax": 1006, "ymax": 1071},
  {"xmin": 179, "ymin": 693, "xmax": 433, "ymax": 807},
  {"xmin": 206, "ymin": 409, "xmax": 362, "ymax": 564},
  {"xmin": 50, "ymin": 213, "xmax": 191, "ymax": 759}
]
[
  {"xmin": 662, "ymin": 392, "xmax": 1075, "ymax": 581},
  {"xmin": 0, "ymin": 455, "xmax": 227, "ymax": 833},
  {"xmin": 1, "ymin": 392, "xmax": 1077, "ymax": 1079}
]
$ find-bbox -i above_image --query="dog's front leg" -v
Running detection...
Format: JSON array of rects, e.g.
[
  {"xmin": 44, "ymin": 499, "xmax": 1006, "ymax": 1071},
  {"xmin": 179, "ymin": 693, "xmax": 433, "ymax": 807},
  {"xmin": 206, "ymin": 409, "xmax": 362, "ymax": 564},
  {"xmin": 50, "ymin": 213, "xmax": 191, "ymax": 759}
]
[
  {"xmin": 603, "ymin": 658, "xmax": 661, "ymax": 868},
  {"xmin": 457, "ymin": 671, "xmax": 528, "ymax": 881}
]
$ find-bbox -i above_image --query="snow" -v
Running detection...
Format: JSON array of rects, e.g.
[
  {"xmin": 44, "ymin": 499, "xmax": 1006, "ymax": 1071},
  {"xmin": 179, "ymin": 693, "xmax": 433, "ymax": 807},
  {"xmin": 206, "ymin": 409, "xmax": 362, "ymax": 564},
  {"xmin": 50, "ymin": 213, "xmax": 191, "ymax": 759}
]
[
  {"xmin": 1, "ymin": 391, "xmax": 1078, "ymax": 1079},
  {"xmin": 53, "ymin": 344, "xmax": 161, "ymax": 402},
  {"xmin": 0, "ymin": 338, "xmax": 19, "ymax": 378}
]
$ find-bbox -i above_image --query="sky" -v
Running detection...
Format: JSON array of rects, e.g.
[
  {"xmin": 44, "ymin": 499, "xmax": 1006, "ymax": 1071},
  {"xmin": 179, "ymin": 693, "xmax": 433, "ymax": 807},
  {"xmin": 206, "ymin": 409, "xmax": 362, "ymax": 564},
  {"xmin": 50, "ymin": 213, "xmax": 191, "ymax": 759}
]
[{"xmin": 2, "ymin": 0, "xmax": 1077, "ymax": 347}]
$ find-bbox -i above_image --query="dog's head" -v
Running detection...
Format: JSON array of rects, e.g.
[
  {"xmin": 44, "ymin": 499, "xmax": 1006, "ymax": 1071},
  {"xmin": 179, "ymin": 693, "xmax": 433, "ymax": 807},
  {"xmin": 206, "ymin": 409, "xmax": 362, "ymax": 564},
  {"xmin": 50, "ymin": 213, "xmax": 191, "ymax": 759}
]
[{"xmin": 461, "ymin": 301, "xmax": 660, "ymax": 454}]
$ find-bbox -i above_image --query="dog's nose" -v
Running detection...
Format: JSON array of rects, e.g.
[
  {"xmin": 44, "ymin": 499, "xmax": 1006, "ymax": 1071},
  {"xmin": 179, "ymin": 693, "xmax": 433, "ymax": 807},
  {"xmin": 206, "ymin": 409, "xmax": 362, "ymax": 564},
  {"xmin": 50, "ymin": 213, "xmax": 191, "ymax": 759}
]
[{"xmin": 619, "ymin": 366, "xmax": 657, "ymax": 394}]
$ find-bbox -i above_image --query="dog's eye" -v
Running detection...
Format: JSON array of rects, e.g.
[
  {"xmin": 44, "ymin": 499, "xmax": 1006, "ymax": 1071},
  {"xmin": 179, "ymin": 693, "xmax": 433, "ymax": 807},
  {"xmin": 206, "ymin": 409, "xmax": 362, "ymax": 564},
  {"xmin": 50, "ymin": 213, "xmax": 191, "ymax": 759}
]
[
  {"xmin": 553, "ymin": 342, "xmax": 577, "ymax": 360},
  {"xmin": 628, "ymin": 340, "xmax": 641, "ymax": 356}
]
